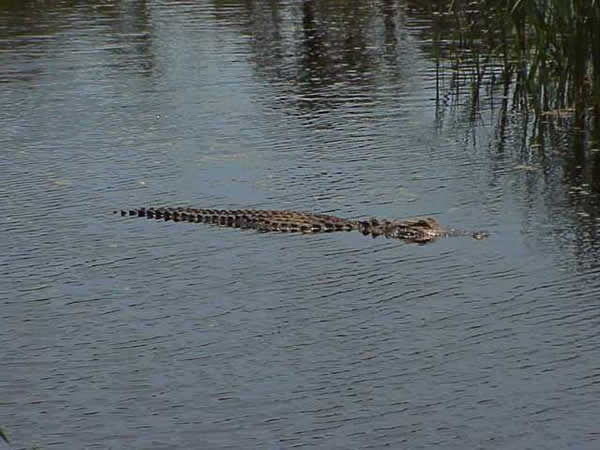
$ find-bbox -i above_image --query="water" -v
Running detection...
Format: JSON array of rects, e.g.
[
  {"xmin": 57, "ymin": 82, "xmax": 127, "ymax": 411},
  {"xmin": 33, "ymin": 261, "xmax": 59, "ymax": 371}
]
[{"xmin": 1, "ymin": 1, "xmax": 599, "ymax": 449}]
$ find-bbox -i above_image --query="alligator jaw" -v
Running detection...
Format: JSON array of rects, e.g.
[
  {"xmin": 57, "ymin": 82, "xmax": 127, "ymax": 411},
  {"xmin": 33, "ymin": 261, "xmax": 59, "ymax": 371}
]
[
  {"xmin": 384, "ymin": 217, "xmax": 446, "ymax": 243},
  {"xmin": 357, "ymin": 217, "xmax": 447, "ymax": 243}
]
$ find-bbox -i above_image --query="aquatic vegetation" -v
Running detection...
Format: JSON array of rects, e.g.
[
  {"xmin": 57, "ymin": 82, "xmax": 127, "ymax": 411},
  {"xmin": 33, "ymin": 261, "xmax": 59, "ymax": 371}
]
[
  {"xmin": 433, "ymin": 0, "xmax": 600, "ymax": 117},
  {"xmin": 421, "ymin": 0, "xmax": 600, "ymax": 225}
]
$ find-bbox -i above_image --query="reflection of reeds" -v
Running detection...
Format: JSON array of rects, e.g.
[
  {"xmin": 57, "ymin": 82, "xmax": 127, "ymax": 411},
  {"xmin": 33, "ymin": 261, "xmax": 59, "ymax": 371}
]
[
  {"xmin": 426, "ymin": 0, "xmax": 600, "ymax": 227},
  {"xmin": 435, "ymin": 0, "xmax": 600, "ymax": 118},
  {"xmin": 510, "ymin": 0, "xmax": 600, "ymax": 117}
]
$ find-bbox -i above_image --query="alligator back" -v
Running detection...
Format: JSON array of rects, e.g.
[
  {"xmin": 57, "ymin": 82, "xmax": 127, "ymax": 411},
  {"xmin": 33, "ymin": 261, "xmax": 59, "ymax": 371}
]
[{"xmin": 118, "ymin": 207, "xmax": 357, "ymax": 233}]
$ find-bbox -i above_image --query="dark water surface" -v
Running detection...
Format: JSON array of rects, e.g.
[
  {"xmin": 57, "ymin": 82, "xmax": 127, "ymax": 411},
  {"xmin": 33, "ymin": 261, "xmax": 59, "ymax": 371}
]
[{"xmin": 2, "ymin": 1, "xmax": 599, "ymax": 449}]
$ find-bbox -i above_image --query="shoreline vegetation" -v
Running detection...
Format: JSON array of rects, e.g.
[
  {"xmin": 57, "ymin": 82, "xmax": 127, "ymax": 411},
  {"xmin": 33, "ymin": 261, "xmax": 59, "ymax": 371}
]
[
  {"xmin": 412, "ymin": 0, "xmax": 600, "ymax": 241},
  {"xmin": 429, "ymin": 0, "xmax": 599, "ymax": 121}
]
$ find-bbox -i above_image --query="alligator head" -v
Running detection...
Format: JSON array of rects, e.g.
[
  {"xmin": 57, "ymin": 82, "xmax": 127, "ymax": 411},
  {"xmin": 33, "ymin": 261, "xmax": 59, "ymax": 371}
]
[{"xmin": 358, "ymin": 217, "xmax": 488, "ymax": 243}]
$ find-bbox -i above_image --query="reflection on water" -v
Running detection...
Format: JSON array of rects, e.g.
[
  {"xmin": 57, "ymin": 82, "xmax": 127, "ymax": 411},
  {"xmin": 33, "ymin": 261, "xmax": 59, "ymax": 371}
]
[
  {"xmin": 1, "ymin": 1, "xmax": 599, "ymax": 449},
  {"xmin": 404, "ymin": 0, "xmax": 600, "ymax": 262}
]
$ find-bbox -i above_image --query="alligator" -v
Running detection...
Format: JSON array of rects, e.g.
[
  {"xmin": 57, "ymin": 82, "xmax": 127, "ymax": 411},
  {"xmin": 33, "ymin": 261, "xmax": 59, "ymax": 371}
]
[{"xmin": 115, "ymin": 207, "xmax": 488, "ymax": 243}]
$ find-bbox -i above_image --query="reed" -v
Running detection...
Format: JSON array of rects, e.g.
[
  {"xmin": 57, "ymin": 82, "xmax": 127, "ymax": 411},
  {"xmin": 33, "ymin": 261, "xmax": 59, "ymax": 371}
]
[{"xmin": 434, "ymin": 0, "xmax": 600, "ymax": 118}]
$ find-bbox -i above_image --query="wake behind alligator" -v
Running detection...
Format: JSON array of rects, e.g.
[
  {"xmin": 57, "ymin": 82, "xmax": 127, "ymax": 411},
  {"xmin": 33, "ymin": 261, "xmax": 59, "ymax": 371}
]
[{"xmin": 116, "ymin": 207, "xmax": 488, "ymax": 244}]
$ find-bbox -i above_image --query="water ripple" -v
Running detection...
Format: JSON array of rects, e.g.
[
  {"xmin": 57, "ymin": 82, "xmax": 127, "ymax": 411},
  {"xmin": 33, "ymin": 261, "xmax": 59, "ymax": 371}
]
[{"xmin": 2, "ymin": 1, "xmax": 600, "ymax": 450}]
